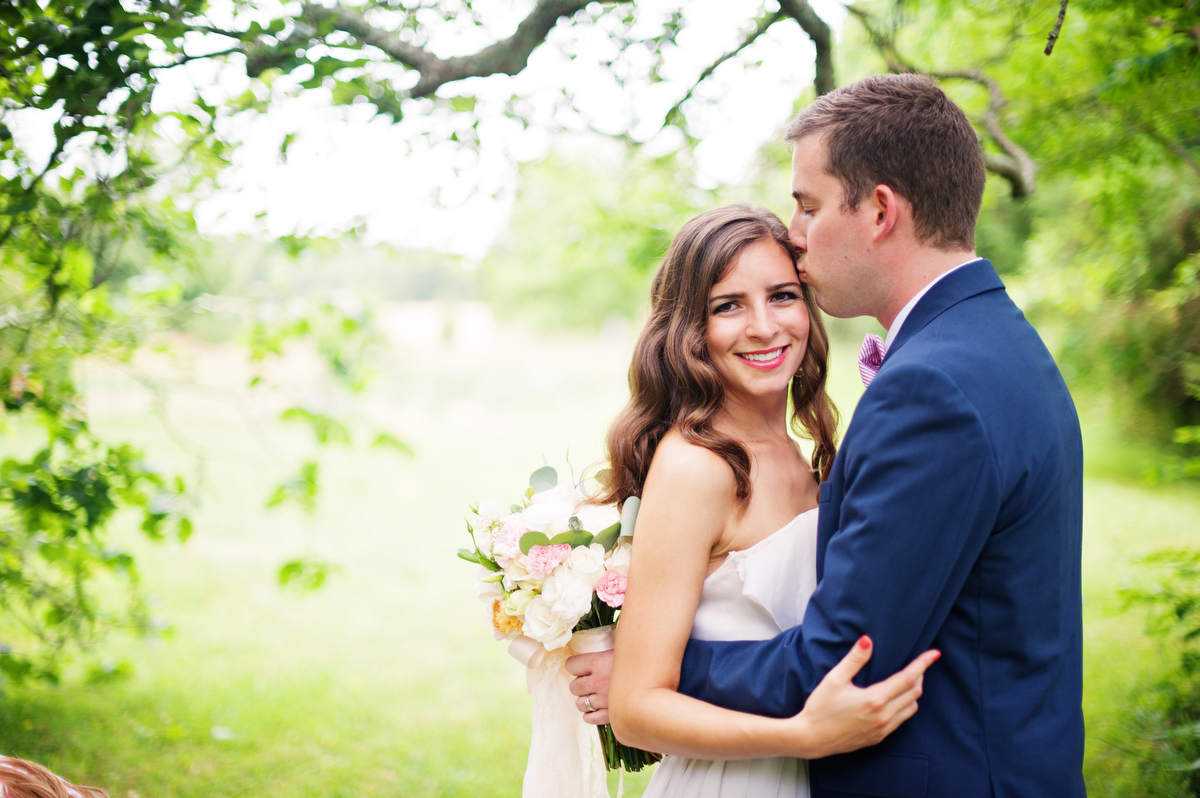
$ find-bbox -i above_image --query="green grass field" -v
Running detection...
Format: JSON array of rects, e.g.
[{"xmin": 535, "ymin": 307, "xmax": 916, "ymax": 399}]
[{"xmin": 0, "ymin": 305, "xmax": 1196, "ymax": 797}]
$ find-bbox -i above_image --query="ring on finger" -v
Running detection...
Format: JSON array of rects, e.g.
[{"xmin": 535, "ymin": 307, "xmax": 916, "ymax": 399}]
[{"xmin": 584, "ymin": 694, "xmax": 596, "ymax": 712}]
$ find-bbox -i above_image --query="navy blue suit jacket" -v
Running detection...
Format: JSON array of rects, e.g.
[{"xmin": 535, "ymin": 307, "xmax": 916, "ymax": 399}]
[{"xmin": 678, "ymin": 260, "xmax": 1085, "ymax": 798}]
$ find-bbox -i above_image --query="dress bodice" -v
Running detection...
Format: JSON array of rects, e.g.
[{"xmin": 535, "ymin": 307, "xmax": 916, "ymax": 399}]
[
  {"xmin": 690, "ymin": 508, "xmax": 820, "ymax": 643},
  {"xmin": 643, "ymin": 507, "xmax": 819, "ymax": 798}
]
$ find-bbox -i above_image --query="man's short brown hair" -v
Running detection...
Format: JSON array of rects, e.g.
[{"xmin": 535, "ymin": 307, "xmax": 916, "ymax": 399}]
[{"xmin": 785, "ymin": 74, "xmax": 985, "ymax": 251}]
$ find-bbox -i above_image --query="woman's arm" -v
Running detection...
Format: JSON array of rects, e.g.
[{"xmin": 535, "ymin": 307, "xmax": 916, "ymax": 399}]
[
  {"xmin": 606, "ymin": 432, "xmax": 742, "ymax": 755},
  {"xmin": 604, "ymin": 433, "xmax": 940, "ymax": 760}
]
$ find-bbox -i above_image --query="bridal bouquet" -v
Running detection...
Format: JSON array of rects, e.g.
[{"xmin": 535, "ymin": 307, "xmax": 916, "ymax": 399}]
[{"xmin": 459, "ymin": 466, "xmax": 661, "ymax": 791}]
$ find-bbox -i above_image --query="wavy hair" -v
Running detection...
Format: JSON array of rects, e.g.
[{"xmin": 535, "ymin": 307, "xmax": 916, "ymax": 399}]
[{"xmin": 595, "ymin": 205, "xmax": 839, "ymax": 507}]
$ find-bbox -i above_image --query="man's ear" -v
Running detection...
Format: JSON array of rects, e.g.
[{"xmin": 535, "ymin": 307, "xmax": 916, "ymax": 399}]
[{"xmin": 870, "ymin": 185, "xmax": 904, "ymax": 242}]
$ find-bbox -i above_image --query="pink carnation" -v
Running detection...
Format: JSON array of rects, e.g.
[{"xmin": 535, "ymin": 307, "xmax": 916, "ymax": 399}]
[
  {"xmin": 493, "ymin": 524, "xmax": 523, "ymax": 569},
  {"xmin": 527, "ymin": 544, "xmax": 573, "ymax": 579},
  {"xmin": 596, "ymin": 570, "xmax": 627, "ymax": 608}
]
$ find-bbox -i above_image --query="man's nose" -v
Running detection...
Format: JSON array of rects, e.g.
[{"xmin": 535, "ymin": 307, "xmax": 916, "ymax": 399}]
[{"xmin": 788, "ymin": 211, "xmax": 806, "ymax": 252}]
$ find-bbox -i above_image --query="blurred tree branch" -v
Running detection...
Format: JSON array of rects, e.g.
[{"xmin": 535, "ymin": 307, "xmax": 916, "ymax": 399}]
[
  {"xmin": 664, "ymin": 10, "xmax": 785, "ymax": 128},
  {"xmin": 779, "ymin": 0, "xmax": 836, "ymax": 96},
  {"xmin": 845, "ymin": 5, "xmax": 1038, "ymax": 197},
  {"xmin": 1045, "ymin": 0, "xmax": 1069, "ymax": 55},
  {"xmin": 298, "ymin": 0, "xmax": 597, "ymax": 99}
]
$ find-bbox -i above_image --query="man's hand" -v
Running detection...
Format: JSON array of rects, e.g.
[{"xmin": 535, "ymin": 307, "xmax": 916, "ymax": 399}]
[{"xmin": 565, "ymin": 649, "xmax": 614, "ymax": 726}]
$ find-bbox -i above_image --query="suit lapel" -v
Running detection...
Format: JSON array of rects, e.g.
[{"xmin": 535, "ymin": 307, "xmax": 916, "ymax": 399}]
[{"xmin": 882, "ymin": 259, "xmax": 1005, "ymax": 365}]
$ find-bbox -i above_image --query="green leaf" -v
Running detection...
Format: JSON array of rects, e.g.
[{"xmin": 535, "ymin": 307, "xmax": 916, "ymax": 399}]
[
  {"xmin": 530, "ymin": 466, "xmax": 557, "ymax": 493},
  {"xmin": 457, "ymin": 547, "xmax": 481, "ymax": 564},
  {"xmin": 267, "ymin": 461, "xmax": 320, "ymax": 515},
  {"xmin": 550, "ymin": 530, "xmax": 594, "ymax": 548},
  {"xmin": 519, "ymin": 531, "xmax": 551, "ymax": 554},
  {"xmin": 594, "ymin": 521, "xmax": 621, "ymax": 552},
  {"xmin": 177, "ymin": 516, "xmax": 193, "ymax": 543},
  {"xmin": 278, "ymin": 558, "xmax": 341, "ymax": 592},
  {"xmin": 371, "ymin": 432, "xmax": 414, "ymax": 456},
  {"xmin": 280, "ymin": 408, "xmax": 351, "ymax": 445}
]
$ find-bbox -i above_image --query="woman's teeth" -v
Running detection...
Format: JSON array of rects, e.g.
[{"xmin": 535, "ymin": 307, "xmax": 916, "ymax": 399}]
[{"xmin": 739, "ymin": 347, "xmax": 785, "ymax": 362}]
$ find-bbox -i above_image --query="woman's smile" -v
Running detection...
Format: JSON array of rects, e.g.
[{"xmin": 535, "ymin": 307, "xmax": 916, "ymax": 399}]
[{"xmin": 736, "ymin": 345, "xmax": 791, "ymax": 370}]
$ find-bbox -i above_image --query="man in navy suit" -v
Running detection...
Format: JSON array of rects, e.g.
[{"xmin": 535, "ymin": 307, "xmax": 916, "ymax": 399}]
[{"xmin": 569, "ymin": 74, "xmax": 1085, "ymax": 797}]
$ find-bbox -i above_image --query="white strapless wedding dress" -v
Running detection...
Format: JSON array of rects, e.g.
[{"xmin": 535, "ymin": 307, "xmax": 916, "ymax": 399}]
[{"xmin": 641, "ymin": 507, "xmax": 819, "ymax": 798}]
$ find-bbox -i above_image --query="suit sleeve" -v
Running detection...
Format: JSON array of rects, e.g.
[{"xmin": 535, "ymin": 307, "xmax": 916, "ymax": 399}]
[{"xmin": 677, "ymin": 363, "xmax": 1002, "ymax": 717}]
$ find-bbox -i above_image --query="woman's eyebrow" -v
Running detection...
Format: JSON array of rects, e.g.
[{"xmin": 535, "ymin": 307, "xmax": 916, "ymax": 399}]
[{"xmin": 709, "ymin": 291, "xmax": 745, "ymax": 303}]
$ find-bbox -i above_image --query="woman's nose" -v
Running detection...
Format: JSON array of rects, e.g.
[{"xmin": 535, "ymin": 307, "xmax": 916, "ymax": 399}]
[{"xmin": 745, "ymin": 304, "xmax": 778, "ymax": 340}]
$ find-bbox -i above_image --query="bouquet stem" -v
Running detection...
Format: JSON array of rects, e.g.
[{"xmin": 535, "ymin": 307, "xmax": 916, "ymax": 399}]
[{"xmin": 597, "ymin": 722, "xmax": 662, "ymax": 772}]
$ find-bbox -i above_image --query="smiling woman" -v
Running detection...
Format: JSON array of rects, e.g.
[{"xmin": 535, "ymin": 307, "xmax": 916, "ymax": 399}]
[
  {"xmin": 706, "ymin": 240, "xmax": 812, "ymax": 409},
  {"xmin": 594, "ymin": 204, "xmax": 838, "ymax": 511}
]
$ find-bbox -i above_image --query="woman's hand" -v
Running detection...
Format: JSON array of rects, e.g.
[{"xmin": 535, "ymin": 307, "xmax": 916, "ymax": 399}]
[{"xmin": 784, "ymin": 636, "xmax": 940, "ymax": 760}]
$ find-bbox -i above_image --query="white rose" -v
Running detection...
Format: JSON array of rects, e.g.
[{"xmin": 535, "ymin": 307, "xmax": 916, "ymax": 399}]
[
  {"xmin": 518, "ymin": 501, "xmax": 575, "ymax": 535},
  {"xmin": 532, "ymin": 482, "xmax": 584, "ymax": 508},
  {"xmin": 605, "ymin": 540, "xmax": 632, "ymax": 576},
  {"xmin": 503, "ymin": 554, "xmax": 541, "ymax": 592},
  {"xmin": 562, "ymin": 543, "xmax": 607, "ymax": 588},
  {"xmin": 522, "ymin": 596, "xmax": 573, "ymax": 650},
  {"xmin": 541, "ymin": 568, "xmax": 593, "ymax": 628},
  {"xmin": 502, "ymin": 588, "xmax": 537, "ymax": 617},
  {"xmin": 473, "ymin": 566, "xmax": 504, "ymax": 603},
  {"xmin": 575, "ymin": 504, "xmax": 619, "ymax": 535}
]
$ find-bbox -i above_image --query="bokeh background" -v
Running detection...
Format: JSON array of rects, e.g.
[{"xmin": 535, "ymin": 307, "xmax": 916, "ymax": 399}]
[{"xmin": 2, "ymin": 1, "xmax": 1200, "ymax": 796}]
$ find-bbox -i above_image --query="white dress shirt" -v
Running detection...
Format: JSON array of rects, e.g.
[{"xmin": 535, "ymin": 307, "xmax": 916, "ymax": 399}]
[{"xmin": 884, "ymin": 258, "xmax": 983, "ymax": 346}]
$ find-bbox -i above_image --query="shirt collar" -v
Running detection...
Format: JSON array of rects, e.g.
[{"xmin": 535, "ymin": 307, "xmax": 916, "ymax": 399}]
[{"xmin": 884, "ymin": 258, "xmax": 982, "ymax": 346}]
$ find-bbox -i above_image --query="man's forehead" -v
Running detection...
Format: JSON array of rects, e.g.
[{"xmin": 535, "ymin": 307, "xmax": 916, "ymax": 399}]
[{"xmin": 790, "ymin": 135, "xmax": 832, "ymax": 195}]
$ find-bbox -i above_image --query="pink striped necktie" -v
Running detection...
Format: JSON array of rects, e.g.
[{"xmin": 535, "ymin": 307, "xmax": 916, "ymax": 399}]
[{"xmin": 858, "ymin": 333, "xmax": 887, "ymax": 387}]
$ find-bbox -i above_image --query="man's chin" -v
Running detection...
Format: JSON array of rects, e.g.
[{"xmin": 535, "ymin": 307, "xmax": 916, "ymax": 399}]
[{"xmin": 812, "ymin": 291, "xmax": 865, "ymax": 320}]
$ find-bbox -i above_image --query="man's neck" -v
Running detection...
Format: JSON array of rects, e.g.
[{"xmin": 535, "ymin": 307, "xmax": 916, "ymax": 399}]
[{"xmin": 876, "ymin": 248, "xmax": 978, "ymax": 331}]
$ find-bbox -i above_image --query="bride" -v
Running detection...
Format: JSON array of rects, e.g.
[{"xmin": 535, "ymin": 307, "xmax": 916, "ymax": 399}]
[{"xmin": 578, "ymin": 205, "xmax": 939, "ymax": 797}]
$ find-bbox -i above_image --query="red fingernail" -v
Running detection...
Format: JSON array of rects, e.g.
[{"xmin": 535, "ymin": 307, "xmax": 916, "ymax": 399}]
[
  {"xmin": 930, "ymin": 650, "xmax": 941, "ymax": 662},
  {"xmin": 857, "ymin": 635, "xmax": 872, "ymax": 649}
]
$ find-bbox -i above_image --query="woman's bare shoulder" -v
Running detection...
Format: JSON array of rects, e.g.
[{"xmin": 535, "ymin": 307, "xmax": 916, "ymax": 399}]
[{"xmin": 643, "ymin": 429, "xmax": 737, "ymax": 510}]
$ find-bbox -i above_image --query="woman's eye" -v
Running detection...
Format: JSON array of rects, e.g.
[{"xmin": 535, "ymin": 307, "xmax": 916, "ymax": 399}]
[
  {"xmin": 712, "ymin": 301, "xmax": 737, "ymax": 314},
  {"xmin": 772, "ymin": 291, "xmax": 800, "ymax": 302}
]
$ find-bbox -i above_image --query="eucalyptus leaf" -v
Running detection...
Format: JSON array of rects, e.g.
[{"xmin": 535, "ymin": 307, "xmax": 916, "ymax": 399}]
[
  {"xmin": 519, "ymin": 531, "xmax": 551, "ymax": 554},
  {"xmin": 594, "ymin": 521, "xmax": 621, "ymax": 552},
  {"xmin": 530, "ymin": 466, "xmax": 558, "ymax": 493},
  {"xmin": 619, "ymin": 497, "xmax": 641, "ymax": 539},
  {"xmin": 550, "ymin": 530, "xmax": 594, "ymax": 548}
]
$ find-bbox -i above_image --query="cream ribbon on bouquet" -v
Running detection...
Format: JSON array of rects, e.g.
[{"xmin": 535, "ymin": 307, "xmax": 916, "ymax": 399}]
[{"xmin": 509, "ymin": 625, "xmax": 616, "ymax": 798}]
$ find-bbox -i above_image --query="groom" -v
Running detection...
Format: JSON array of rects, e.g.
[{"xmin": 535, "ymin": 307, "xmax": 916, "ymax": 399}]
[{"xmin": 568, "ymin": 73, "xmax": 1085, "ymax": 797}]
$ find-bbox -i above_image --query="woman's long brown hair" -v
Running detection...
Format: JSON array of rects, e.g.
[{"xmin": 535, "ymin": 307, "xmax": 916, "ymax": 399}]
[
  {"xmin": 595, "ymin": 205, "xmax": 839, "ymax": 507},
  {"xmin": 0, "ymin": 756, "xmax": 108, "ymax": 798}
]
